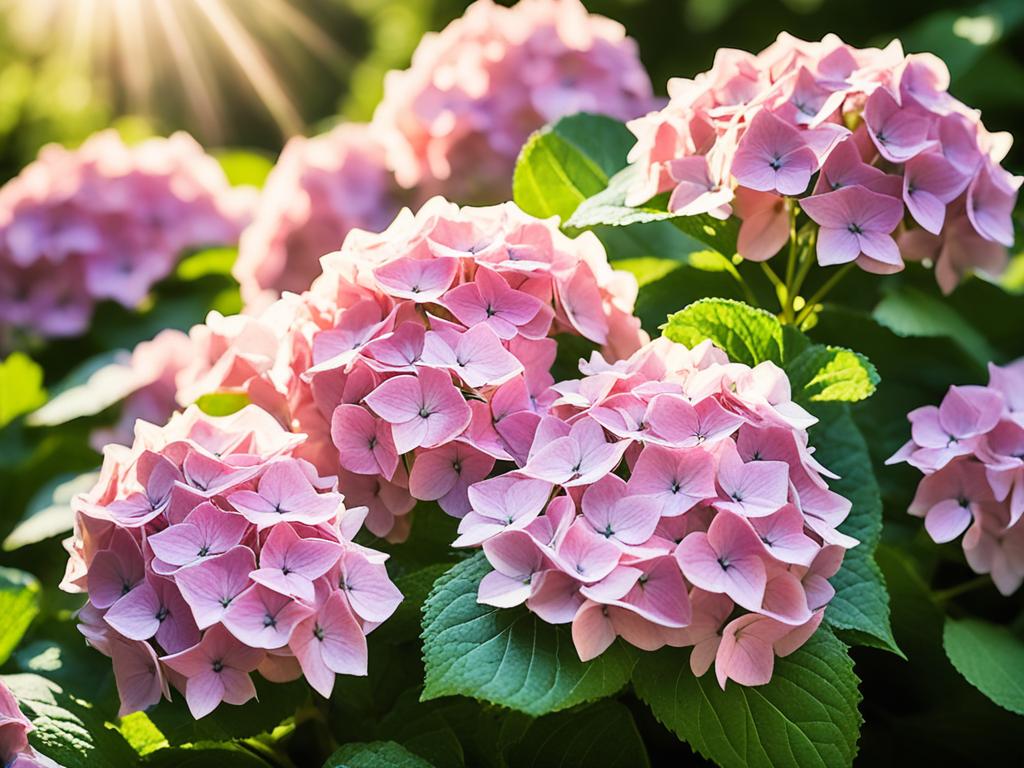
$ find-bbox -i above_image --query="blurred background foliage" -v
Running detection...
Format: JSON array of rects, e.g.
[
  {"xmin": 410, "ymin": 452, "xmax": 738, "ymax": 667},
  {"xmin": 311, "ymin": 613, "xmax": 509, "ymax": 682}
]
[{"xmin": 0, "ymin": 0, "xmax": 1021, "ymax": 179}]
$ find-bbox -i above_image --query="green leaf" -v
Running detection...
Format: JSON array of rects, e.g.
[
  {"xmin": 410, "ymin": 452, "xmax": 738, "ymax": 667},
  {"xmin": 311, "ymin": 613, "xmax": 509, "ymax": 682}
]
[
  {"xmin": 420, "ymin": 552, "xmax": 635, "ymax": 716},
  {"xmin": 1, "ymin": 673, "xmax": 136, "ymax": 768},
  {"xmin": 213, "ymin": 148, "xmax": 276, "ymax": 188},
  {"xmin": 633, "ymin": 629, "xmax": 862, "ymax": 768},
  {"xmin": 176, "ymin": 247, "xmax": 238, "ymax": 281},
  {"xmin": 0, "ymin": 567, "xmax": 41, "ymax": 664},
  {"xmin": 325, "ymin": 741, "xmax": 436, "ymax": 768},
  {"xmin": 0, "ymin": 353, "xmax": 47, "ymax": 428},
  {"xmin": 567, "ymin": 164, "xmax": 739, "ymax": 258},
  {"xmin": 786, "ymin": 346, "xmax": 879, "ymax": 403},
  {"xmin": 943, "ymin": 618, "xmax": 1024, "ymax": 715},
  {"xmin": 509, "ymin": 700, "xmax": 650, "ymax": 768},
  {"xmin": 808, "ymin": 405, "xmax": 899, "ymax": 655},
  {"xmin": 513, "ymin": 113, "xmax": 634, "ymax": 221},
  {"xmin": 661, "ymin": 298, "xmax": 788, "ymax": 367},
  {"xmin": 147, "ymin": 677, "xmax": 308, "ymax": 745},
  {"xmin": 141, "ymin": 744, "xmax": 274, "ymax": 768},
  {"xmin": 872, "ymin": 285, "xmax": 996, "ymax": 366},
  {"xmin": 195, "ymin": 392, "xmax": 250, "ymax": 416},
  {"xmin": 26, "ymin": 355, "xmax": 137, "ymax": 429},
  {"xmin": 3, "ymin": 470, "xmax": 97, "ymax": 551}
]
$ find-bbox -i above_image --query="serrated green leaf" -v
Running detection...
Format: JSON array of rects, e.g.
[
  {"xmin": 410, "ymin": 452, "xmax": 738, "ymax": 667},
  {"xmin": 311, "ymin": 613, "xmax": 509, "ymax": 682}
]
[
  {"xmin": 513, "ymin": 113, "xmax": 633, "ymax": 221},
  {"xmin": 4, "ymin": 470, "xmax": 98, "ymax": 550},
  {"xmin": 567, "ymin": 164, "xmax": 739, "ymax": 257},
  {"xmin": 787, "ymin": 346, "xmax": 879, "ymax": 403},
  {"xmin": 633, "ymin": 629, "xmax": 862, "ymax": 768},
  {"xmin": 0, "ymin": 353, "xmax": 47, "ymax": 429},
  {"xmin": 661, "ymin": 298, "xmax": 787, "ymax": 367},
  {"xmin": 509, "ymin": 700, "xmax": 650, "ymax": 768},
  {"xmin": 0, "ymin": 567, "xmax": 41, "ymax": 664},
  {"xmin": 809, "ymin": 405, "xmax": 899, "ymax": 656},
  {"xmin": 325, "ymin": 740, "xmax": 435, "ymax": 768},
  {"xmin": 1, "ymin": 673, "xmax": 136, "ymax": 768},
  {"xmin": 943, "ymin": 617, "xmax": 1024, "ymax": 715},
  {"xmin": 420, "ymin": 552, "xmax": 635, "ymax": 716},
  {"xmin": 195, "ymin": 392, "xmax": 250, "ymax": 416}
]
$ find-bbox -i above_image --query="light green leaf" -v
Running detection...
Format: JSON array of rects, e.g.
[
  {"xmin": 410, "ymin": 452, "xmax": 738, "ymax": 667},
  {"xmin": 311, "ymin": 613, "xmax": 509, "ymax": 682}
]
[
  {"xmin": 513, "ymin": 113, "xmax": 634, "ymax": 221},
  {"xmin": 195, "ymin": 392, "xmax": 250, "ymax": 416},
  {"xmin": 661, "ymin": 298, "xmax": 788, "ymax": 367},
  {"xmin": 872, "ymin": 285, "xmax": 996, "ymax": 366},
  {"xmin": 787, "ymin": 346, "xmax": 879, "ymax": 403},
  {"xmin": 213, "ymin": 148, "xmax": 276, "ymax": 188},
  {"xmin": 0, "ymin": 353, "xmax": 47, "ymax": 428},
  {"xmin": 0, "ymin": 567, "xmax": 41, "ymax": 664},
  {"xmin": 325, "ymin": 741, "xmax": 435, "ymax": 768},
  {"xmin": 1, "ymin": 673, "xmax": 136, "ymax": 768},
  {"xmin": 26, "ymin": 350, "xmax": 135, "ymax": 427},
  {"xmin": 509, "ymin": 700, "xmax": 650, "ymax": 768},
  {"xmin": 943, "ymin": 617, "xmax": 1024, "ymax": 715},
  {"xmin": 420, "ymin": 552, "xmax": 635, "ymax": 716},
  {"xmin": 4, "ymin": 470, "xmax": 98, "ymax": 551},
  {"xmin": 176, "ymin": 247, "xmax": 238, "ymax": 281},
  {"xmin": 633, "ymin": 629, "xmax": 862, "ymax": 768},
  {"xmin": 567, "ymin": 164, "xmax": 739, "ymax": 258}
]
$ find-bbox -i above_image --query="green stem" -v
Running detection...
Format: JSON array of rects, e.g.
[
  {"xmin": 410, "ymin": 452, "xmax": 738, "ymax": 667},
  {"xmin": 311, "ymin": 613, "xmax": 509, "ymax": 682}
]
[
  {"xmin": 731, "ymin": 267, "xmax": 759, "ymax": 307},
  {"xmin": 794, "ymin": 262, "xmax": 854, "ymax": 326},
  {"xmin": 785, "ymin": 204, "xmax": 798, "ymax": 289},
  {"xmin": 934, "ymin": 575, "xmax": 991, "ymax": 604}
]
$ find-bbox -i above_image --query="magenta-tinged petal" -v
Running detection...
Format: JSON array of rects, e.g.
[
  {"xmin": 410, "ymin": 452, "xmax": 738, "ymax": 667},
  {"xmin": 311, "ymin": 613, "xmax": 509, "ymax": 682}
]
[
  {"xmin": 338, "ymin": 549, "xmax": 403, "ymax": 623},
  {"xmin": 715, "ymin": 614, "xmax": 786, "ymax": 689},
  {"xmin": 174, "ymin": 546, "xmax": 256, "ymax": 628},
  {"xmin": 109, "ymin": 638, "xmax": 166, "ymax": 717},
  {"xmin": 571, "ymin": 600, "xmax": 618, "ymax": 662}
]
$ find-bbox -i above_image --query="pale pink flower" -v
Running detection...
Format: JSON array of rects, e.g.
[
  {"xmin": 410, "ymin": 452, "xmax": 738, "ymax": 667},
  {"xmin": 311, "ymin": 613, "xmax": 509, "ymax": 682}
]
[
  {"xmin": 626, "ymin": 444, "xmax": 717, "ymax": 517},
  {"xmin": 331, "ymin": 404, "xmax": 400, "ymax": 480},
  {"xmin": 580, "ymin": 475, "xmax": 661, "ymax": 546},
  {"xmin": 801, "ymin": 185, "xmax": 904, "ymax": 271},
  {"xmin": 335, "ymin": 547, "xmax": 403, "ymax": 624},
  {"xmin": 676, "ymin": 510, "xmax": 767, "ymax": 611},
  {"xmin": 713, "ymin": 441, "xmax": 791, "ymax": 518},
  {"xmin": 731, "ymin": 110, "xmax": 817, "ymax": 196},
  {"xmin": 454, "ymin": 474, "xmax": 554, "ymax": 546},
  {"xmin": 408, "ymin": 442, "xmax": 495, "ymax": 517},
  {"xmin": 521, "ymin": 417, "xmax": 628, "ymax": 487},
  {"xmin": 290, "ymin": 590, "xmax": 368, "ymax": 698},
  {"xmin": 364, "ymin": 367, "xmax": 473, "ymax": 454},
  {"xmin": 227, "ymin": 460, "xmax": 341, "ymax": 529},
  {"xmin": 162, "ymin": 624, "xmax": 264, "ymax": 719},
  {"xmin": 249, "ymin": 524, "xmax": 342, "ymax": 603}
]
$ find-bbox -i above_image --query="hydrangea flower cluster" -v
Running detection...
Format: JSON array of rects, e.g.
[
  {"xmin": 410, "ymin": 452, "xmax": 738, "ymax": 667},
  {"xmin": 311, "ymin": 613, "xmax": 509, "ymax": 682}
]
[
  {"xmin": 456, "ymin": 337, "xmax": 855, "ymax": 688},
  {"xmin": 626, "ymin": 33, "xmax": 1021, "ymax": 292},
  {"xmin": 0, "ymin": 681, "xmax": 60, "ymax": 768},
  {"xmin": 161, "ymin": 197, "xmax": 645, "ymax": 541},
  {"xmin": 372, "ymin": 0, "xmax": 655, "ymax": 203},
  {"xmin": 233, "ymin": 124, "xmax": 402, "ymax": 309},
  {"xmin": 60, "ymin": 405, "xmax": 402, "ymax": 719},
  {"xmin": 0, "ymin": 130, "xmax": 253, "ymax": 339},
  {"xmin": 888, "ymin": 359, "xmax": 1024, "ymax": 595}
]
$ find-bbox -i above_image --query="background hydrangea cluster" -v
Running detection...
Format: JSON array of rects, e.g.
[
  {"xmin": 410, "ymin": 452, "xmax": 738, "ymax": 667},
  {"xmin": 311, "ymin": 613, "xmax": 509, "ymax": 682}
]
[
  {"xmin": 626, "ymin": 33, "xmax": 1021, "ymax": 291},
  {"xmin": 61, "ymin": 405, "xmax": 400, "ymax": 719},
  {"xmin": 372, "ymin": 0, "xmax": 656, "ymax": 203},
  {"xmin": 0, "ymin": 131, "xmax": 253, "ymax": 339}
]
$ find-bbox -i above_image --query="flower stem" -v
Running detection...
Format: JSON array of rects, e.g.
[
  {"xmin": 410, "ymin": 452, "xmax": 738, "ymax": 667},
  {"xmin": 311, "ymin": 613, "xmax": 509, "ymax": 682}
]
[
  {"xmin": 933, "ymin": 575, "xmax": 992, "ymax": 603},
  {"xmin": 794, "ymin": 262, "xmax": 854, "ymax": 326}
]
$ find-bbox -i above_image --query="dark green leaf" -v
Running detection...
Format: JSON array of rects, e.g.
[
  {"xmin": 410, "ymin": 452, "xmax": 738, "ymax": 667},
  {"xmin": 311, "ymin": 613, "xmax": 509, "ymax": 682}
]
[
  {"xmin": 633, "ymin": 629, "xmax": 862, "ymax": 768},
  {"xmin": 1, "ymin": 673, "xmax": 136, "ymax": 768},
  {"xmin": 141, "ymin": 743, "xmax": 274, "ymax": 768},
  {"xmin": 509, "ymin": 700, "xmax": 650, "ymax": 768},
  {"xmin": 325, "ymin": 741, "xmax": 435, "ymax": 768},
  {"xmin": 420, "ymin": 552, "xmax": 635, "ymax": 716},
  {"xmin": 943, "ymin": 617, "xmax": 1024, "ymax": 715}
]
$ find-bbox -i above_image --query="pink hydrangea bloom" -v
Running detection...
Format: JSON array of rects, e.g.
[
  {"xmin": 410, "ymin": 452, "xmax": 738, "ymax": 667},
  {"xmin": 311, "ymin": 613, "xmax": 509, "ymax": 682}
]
[
  {"xmin": 624, "ymin": 33, "xmax": 1020, "ymax": 292},
  {"xmin": 0, "ymin": 680, "xmax": 62, "ymax": 767},
  {"xmin": 371, "ymin": 0, "xmax": 655, "ymax": 203},
  {"xmin": 233, "ymin": 124, "xmax": 402, "ymax": 309},
  {"xmin": 147, "ymin": 197, "xmax": 645, "ymax": 542},
  {"xmin": 0, "ymin": 130, "xmax": 254, "ymax": 339},
  {"xmin": 458, "ymin": 336, "xmax": 855, "ymax": 688},
  {"xmin": 888, "ymin": 358, "xmax": 1024, "ymax": 595},
  {"xmin": 61, "ymin": 404, "xmax": 402, "ymax": 718}
]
